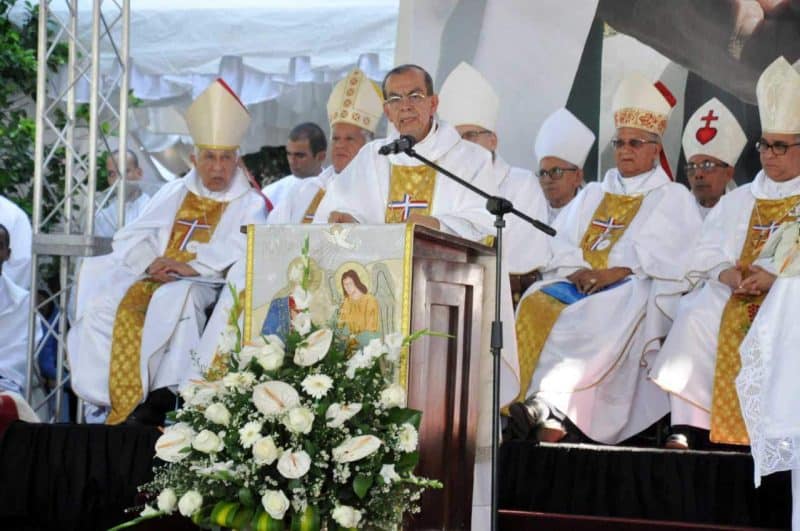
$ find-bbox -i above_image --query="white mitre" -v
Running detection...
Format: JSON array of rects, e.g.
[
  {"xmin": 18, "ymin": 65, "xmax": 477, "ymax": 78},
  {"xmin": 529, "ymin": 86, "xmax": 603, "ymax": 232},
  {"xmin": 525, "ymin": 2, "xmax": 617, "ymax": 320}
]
[
  {"xmin": 612, "ymin": 72, "xmax": 674, "ymax": 136},
  {"xmin": 757, "ymin": 56, "xmax": 800, "ymax": 135},
  {"xmin": 327, "ymin": 68, "xmax": 383, "ymax": 133},
  {"xmin": 534, "ymin": 108, "xmax": 596, "ymax": 167},
  {"xmin": 185, "ymin": 78, "xmax": 251, "ymax": 150},
  {"xmin": 437, "ymin": 61, "xmax": 500, "ymax": 131},
  {"xmin": 682, "ymin": 97, "xmax": 746, "ymax": 166}
]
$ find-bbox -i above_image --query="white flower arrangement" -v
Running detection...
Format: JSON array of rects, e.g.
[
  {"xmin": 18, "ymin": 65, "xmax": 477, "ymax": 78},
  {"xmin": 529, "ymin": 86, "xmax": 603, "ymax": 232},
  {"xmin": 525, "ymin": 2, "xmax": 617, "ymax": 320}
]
[{"xmin": 115, "ymin": 237, "xmax": 440, "ymax": 531}]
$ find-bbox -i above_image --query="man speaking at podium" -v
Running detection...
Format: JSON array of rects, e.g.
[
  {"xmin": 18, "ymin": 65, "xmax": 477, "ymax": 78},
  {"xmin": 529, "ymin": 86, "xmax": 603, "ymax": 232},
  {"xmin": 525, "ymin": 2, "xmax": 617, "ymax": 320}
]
[{"xmin": 314, "ymin": 64, "xmax": 496, "ymax": 241}]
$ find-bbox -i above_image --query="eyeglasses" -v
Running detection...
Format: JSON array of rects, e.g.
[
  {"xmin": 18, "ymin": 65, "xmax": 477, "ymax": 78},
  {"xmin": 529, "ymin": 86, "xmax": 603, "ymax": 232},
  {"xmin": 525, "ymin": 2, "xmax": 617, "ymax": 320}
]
[
  {"xmin": 755, "ymin": 139, "xmax": 800, "ymax": 156},
  {"xmin": 460, "ymin": 130, "xmax": 494, "ymax": 141},
  {"xmin": 610, "ymin": 138, "xmax": 659, "ymax": 150},
  {"xmin": 685, "ymin": 160, "xmax": 729, "ymax": 175},
  {"xmin": 384, "ymin": 91, "xmax": 427, "ymax": 108},
  {"xmin": 537, "ymin": 167, "xmax": 578, "ymax": 180}
]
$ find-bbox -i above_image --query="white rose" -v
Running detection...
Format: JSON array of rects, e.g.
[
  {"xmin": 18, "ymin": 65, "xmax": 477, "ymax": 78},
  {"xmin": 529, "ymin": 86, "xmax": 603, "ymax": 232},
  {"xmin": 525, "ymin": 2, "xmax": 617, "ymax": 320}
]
[
  {"xmin": 238, "ymin": 344, "xmax": 263, "ymax": 369},
  {"xmin": 397, "ymin": 423, "xmax": 418, "ymax": 453},
  {"xmin": 379, "ymin": 383, "xmax": 407, "ymax": 409},
  {"xmin": 157, "ymin": 488, "xmax": 177, "ymax": 514},
  {"xmin": 291, "ymin": 286, "xmax": 311, "ymax": 311},
  {"xmin": 364, "ymin": 338, "xmax": 387, "ymax": 360},
  {"xmin": 332, "ymin": 505, "xmax": 363, "ymax": 528},
  {"xmin": 204, "ymin": 403, "xmax": 231, "ymax": 426},
  {"xmin": 261, "ymin": 489, "xmax": 290, "ymax": 520},
  {"xmin": 252, "ymin": 436, "xmax": 280, "ymax": 465},
  {"xmin": 277, "ymin": 449, "xmax": 311, "ymax": 479},
  {"xmin": 325, "ymin": 403, "xmax": 362, "ymax": 428},
  {"xmin": 177, "ymin": 490, "xmax": 203, "ymax": 517},
  {"xmin": 238, "ymin": 420, "xmax": 263, "ymax": 449},
  {"xmin": 380, "ymin": 464, "xmax": 400, "ymax": 484},
  {"xmin": 345, "ymin": 350, "xmax": 373, "ymax": 379},
  {"xmin": 384, "ymin": 332, "xmax": 404, "ymax": 362},
  {"xmin": 332, "ymin": 435, "xmax": 382, "ymax": 463},
  {"xmin": 252, "ymin": 381, "xmax": 300, "ymax": 416},
  {"xmin": 294, "ymin": 328, "xmax": 333, "ymax": 367},
  {"xmin": 192, "ymin": 429, "xmax": 224, "ymax": 454},
  {"xmin": 223, "ymin": 371, "xmax": 256, "ymax": 390},
  {"xmin": 154, "ymin": 422, "xmax": 195, "ymax": 463},
  {"xmin": 256, "ymin": 343, "xmax": 285, "ymax": 371},
  {"xmin": 217, "ymin": 325, "xmax": 238, "ymax": 354},
  {"xmin": 292, "ymin": 311, "xmax": 312, "ymax": 335},
  {"xmin": 301, "ymin": 373, "xmax": 333, "ymax": 399},
  {"xmin": 283, "ymin": 406, "xmax": 315, "ymax": 434}
]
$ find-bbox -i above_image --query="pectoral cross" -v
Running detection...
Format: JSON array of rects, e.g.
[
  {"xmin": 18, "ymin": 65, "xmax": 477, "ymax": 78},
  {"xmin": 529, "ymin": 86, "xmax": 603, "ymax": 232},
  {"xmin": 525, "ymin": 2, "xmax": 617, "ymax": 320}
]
[
  {"xmin": 176, "ymin": 218, "xmax": 211, "ymax": 251},
  {"xmin": 752, "ymin": 221, "xmax": 781, "ymax": 251},
  {"xmin": 388, "ymin": 193, "xmax": 429, "ymax": 221},
  {"xmin": 589, "ymin": 217, "xmax": 625, "ymax": 251}
]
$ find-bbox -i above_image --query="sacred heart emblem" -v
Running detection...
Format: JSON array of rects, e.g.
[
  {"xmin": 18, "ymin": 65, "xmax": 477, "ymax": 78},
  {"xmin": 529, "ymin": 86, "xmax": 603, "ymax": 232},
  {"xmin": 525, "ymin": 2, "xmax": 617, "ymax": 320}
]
[{"xmin": 696, "ymin": 126, "xmax": 717, "ymax": 145}]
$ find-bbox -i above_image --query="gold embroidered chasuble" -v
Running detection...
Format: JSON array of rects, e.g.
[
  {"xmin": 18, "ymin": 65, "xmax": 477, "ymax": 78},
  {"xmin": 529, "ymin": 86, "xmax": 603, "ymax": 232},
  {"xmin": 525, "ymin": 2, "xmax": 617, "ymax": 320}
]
[
  {"xmin": 384, "ymin": 165, "xmax": 436, "ymax": 223},
  {"xmin": 106, "ymin": 192, "xmax": 228, "ymax": 424},
  {"xmin": 710, "ymin": 195, "xmax": 800, "ymax": 444},
  {"xmin": 512, "ymin": 192, "xmax": 644, "ymax": 404},
  {"xmin": 302, "ymin": 189, "xmax": 327, "ymax": 224}
]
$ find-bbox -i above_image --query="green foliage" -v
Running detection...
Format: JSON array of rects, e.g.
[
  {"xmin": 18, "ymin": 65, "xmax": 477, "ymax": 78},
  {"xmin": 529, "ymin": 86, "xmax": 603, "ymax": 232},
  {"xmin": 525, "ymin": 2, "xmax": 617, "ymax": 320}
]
[{"xmin": 0, "ymin": 0, "xmax": 67, "ymax": 214}]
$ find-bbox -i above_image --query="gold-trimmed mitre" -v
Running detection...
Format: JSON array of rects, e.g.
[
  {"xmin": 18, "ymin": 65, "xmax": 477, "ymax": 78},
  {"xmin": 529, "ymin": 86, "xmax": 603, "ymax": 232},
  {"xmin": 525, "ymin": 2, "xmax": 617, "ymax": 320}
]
[
  {"xmin": 612, "ymin": 72, "xmax": 674, "ymax": 137},
  {"xmin": 757, "ymin": 56, "xmax": 800, "ymax": 135},
  {"xmin": 186, "ymin": 78, "xmax": 251, "ymax": 151},
  {"xmin": 327, "ymin": 69, "xmax": 383, "ymax": 133}
]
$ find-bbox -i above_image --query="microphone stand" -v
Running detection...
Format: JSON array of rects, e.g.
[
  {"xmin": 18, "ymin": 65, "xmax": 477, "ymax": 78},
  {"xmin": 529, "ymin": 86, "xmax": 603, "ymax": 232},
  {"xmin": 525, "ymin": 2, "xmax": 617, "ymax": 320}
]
[{"xmin": 402, "ymin": 146, "xmax": 555, "ymax": 531}]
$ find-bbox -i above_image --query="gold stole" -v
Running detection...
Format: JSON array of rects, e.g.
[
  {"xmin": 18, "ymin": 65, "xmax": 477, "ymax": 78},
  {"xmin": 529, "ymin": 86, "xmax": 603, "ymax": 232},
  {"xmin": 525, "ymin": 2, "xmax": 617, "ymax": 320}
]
[
  {"xmin": 512, "ymin": 192, "xmax": 644, "ymax": 404},
  {"xmin": 710, "ymin": 195, "xmax": 800, "ymax": 444},
  {"xmin": 106, "ymin": 192, "xmax": 228, "ymax": 425},
  {"xmin": 384, "ymin": 165, "xmax": 436, "ymax": 223},
  {"xmin": 302, "ymin": 189, "xmax": 326, "ymax": 224}
]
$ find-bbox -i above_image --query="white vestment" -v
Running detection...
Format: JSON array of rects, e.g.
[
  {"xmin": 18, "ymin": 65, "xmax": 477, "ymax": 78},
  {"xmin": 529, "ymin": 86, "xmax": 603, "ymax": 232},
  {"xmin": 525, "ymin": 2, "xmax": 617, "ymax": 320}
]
[
  {"xmin": 515, "ymin": 166, "xmax": 702, "ymax": 443},
  {"xmin": 267, "ymin": 167, "xmax": 337, "ymax": 225},
  {"xmin": 67, "ymin": 168, "xmax": 268, "ymax": 409},
  {"xmin": 651, "ymin": 171, "xmax": 800, "ymax": 428},
  {"xmin": 263, "ymin": 174, "xmax": 315, "ymax": 210},
  {"xmin": 313, "ymin": 121, "xmax": 496, "ymax": 240},
  {"xmin": 494, "ymin": 156, "xmax": 551, "ymax": 274},
  {"xmin": 0, "ymin": 273, "xmax": 35, "ymax": 394},
  {"xmin": 0, "ymin": 195, "xmax": 33, "ymax": 292},
  {"xmin": 697, "ymin": 201, "xmax": 713, "ymax": 220},
  {"xmin": 94, "ymin": 191, "xmax": 152, "ymax": 238}
]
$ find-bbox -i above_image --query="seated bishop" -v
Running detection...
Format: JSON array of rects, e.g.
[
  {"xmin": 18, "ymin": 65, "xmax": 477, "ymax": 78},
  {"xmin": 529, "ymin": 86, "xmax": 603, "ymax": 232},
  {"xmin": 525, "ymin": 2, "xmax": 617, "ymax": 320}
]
[
  {"xmin": 681, "ymin": 98, "xmax": 746, "ymax": 220},
  {"xmin": 268, "ymin": 68, "xmax": 384, "ymax": 224},
  {"xmin": 313, "ymin": 63, "xmax": 496, "ymax": 239},
  {"xmin": 437, "ymin": 61, "xmax": 551, "ymax": 275},
  {"xmin": 508, "ymin": 73, "xmax": 702, "ymax": 445},
  {"xmin": 67, "ymin": 79, "xmax": 269, "ymax": 425},
  {"xmin": 651, "ymin": 57, "xmax": 800, "ymax": 449},
  {"xmin": 535, "ymin": 108, "xmax": 596, "ymax": 225}
]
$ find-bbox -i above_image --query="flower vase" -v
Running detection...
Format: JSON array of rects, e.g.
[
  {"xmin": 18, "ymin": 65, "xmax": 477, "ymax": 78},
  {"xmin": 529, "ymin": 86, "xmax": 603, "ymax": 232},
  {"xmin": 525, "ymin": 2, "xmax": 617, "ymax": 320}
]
[{"xmin": 290, "ymin": 506, "xmax": 320, "ymax": 531}]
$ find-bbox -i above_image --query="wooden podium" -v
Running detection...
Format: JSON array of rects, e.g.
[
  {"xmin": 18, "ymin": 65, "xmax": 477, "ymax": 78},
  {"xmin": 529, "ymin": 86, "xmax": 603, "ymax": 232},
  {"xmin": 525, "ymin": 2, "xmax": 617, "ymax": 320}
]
[{"xmin": 405, "ymin": 226, "xmax": 495, "ymax": 531}]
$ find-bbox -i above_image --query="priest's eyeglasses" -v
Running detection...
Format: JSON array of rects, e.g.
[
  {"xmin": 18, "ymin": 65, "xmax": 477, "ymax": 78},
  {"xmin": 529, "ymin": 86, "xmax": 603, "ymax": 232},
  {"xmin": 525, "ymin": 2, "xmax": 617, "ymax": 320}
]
[
  {"xmin": 537, "ymin": 167, "xmax": 578, "ymax": 180},
  {"xmin": 384, "ymin": 91, "xmax": 427, "ymax": 108},
  {"xmin": 755, "ymin": 139, "xmax": 800, "ymax": 156},
  {"xmin": 460, "ymin": 129, "xmax": 494, "ymax": 141},
  {"xmin": 685, "ymin": 160, "xmax": 729, "ymax": 175},
  {"xmin": 611, "ymin": 138, "xmax": 658, "ymax": 150}
]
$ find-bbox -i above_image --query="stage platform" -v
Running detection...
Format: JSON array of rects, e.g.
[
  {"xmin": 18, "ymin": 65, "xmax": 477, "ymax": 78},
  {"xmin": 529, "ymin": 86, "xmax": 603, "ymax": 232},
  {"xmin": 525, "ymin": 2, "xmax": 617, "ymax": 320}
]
[{"xmin": 0, "ymin": 423, "xmax": 791, "ymax": 530}]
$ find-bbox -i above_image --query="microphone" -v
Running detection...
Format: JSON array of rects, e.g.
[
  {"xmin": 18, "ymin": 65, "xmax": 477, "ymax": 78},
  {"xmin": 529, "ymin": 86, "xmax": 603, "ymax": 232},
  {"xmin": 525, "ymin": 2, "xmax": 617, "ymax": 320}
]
[{"xmin": 378, "ymin": 135, "xmax": 417, "ymax": 155}]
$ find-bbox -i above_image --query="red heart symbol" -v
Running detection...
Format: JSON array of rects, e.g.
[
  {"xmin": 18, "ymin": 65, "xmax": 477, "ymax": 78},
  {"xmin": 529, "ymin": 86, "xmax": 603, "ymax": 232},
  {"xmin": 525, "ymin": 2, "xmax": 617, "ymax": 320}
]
[{"xmin": 696, "ymin": 126, "xmax": 717, "ymax": 145}]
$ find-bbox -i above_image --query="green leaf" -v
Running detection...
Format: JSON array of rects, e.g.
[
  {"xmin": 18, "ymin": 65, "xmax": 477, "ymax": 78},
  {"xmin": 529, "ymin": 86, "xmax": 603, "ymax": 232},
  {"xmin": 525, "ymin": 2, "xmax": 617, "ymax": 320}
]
[
  {"xmin": 353, "ymin": 473, "xmax": 373, "ymax": 499},
  {"xmin": 386, "ymin": 407, "xmax": 422, "ymax": 429},
  {"xmin": 396, "ymin": 451, "xmax": 420, "ymax": 473},
  {"xmin": 239, "ymin": 487, "xmax": 256, "ymax": 508}
]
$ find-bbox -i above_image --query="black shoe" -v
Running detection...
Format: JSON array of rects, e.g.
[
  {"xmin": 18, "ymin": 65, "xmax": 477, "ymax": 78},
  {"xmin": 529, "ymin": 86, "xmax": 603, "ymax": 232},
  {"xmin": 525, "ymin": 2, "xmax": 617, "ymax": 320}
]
[
  {"xmin": 124, "ymin": 387, "xmax": 176, "ymax": 426},
  {"xmin": 508, "ymin": 397, "xmax": 550, "ymax": 441}
]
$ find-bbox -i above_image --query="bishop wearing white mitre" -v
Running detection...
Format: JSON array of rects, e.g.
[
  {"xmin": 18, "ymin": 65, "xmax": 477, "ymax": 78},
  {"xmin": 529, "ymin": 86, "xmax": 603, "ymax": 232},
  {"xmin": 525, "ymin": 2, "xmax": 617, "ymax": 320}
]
[
  {"xmin": 509, "ymin": 73, "xmax": 701, "ymax": 444},
  {"xmin": 68, "ymin": 79, "xmax": 268, "ymax": 425},
  {"xmin": 652, "ymin": 57, "xmax": 800, "ymax": 449}
]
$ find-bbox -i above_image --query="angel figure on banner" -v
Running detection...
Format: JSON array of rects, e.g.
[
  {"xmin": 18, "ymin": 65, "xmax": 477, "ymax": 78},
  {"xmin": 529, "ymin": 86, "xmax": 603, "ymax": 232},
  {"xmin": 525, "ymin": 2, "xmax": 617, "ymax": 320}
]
[{"xmin": 259, "ymin": 255, "xmax": 333, "ymax": 340}]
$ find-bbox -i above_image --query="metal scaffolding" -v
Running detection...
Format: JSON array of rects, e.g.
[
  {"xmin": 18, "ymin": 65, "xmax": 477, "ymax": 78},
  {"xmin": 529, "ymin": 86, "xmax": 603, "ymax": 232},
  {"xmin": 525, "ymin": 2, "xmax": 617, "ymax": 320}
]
[{"xmin": 27, "ymin": 0, "xmax": 130, "ymax": 422}]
